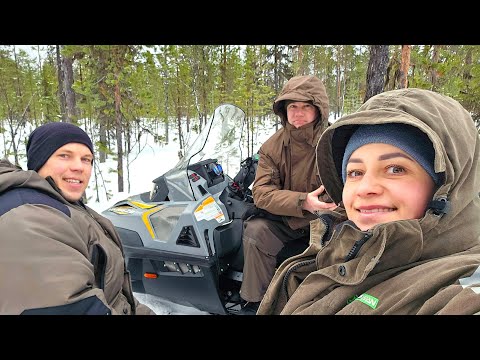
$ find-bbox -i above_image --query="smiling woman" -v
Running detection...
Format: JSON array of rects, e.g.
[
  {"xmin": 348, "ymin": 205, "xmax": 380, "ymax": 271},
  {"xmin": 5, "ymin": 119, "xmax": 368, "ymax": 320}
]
[
  {"xmin": 343, "ymin": 142, "xmax": 436, "ymax": 231},
  {"xmin": 341, "ymin": 123, "xmax": 440, "ymax": 231}
]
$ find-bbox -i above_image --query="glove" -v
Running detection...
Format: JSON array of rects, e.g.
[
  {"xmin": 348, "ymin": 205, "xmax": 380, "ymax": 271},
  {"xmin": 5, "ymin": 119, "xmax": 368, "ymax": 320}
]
[
  {"xmin": 242, "ymin": 204, "xmax": 283, "ymax": 222},
  {"xmin": 242, "ymin": 204, "xmax": 261, "ymax": 220}
]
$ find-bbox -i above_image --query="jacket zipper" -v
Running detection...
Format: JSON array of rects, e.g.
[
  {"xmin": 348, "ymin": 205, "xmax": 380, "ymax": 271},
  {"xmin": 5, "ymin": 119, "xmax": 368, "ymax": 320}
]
[
  {"xmin": 281, "ymin": 215, "xmax": 330, "ymax": 301},
  {"xmin": 344, "ymin": 230, "xmax": 373, "ymax": 262}
]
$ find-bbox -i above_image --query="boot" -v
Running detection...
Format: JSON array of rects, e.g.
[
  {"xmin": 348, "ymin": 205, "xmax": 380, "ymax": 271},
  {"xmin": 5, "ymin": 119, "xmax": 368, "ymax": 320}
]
[{"xmin": 238, "ymin": 301, "xmax": 260, "ymax": 315}]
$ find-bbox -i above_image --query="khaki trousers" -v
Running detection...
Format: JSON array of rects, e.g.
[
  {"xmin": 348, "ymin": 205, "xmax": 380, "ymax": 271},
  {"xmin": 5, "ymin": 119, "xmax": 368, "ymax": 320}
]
[{"xmin": 240, "ymin": 217, "xmax": 309, "ymax": 302}]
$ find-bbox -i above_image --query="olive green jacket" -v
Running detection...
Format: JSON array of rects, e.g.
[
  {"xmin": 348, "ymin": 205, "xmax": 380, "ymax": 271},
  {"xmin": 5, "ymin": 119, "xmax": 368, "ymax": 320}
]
[{"xmin": 258, "ymin": 88, "xmax": 480, "ymax": 315}]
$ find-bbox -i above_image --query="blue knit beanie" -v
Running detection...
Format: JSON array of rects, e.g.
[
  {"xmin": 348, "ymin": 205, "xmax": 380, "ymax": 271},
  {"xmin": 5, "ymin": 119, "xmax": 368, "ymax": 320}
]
[
  {"xmin": 27, "ymin": 122, "xmax": 94, "ymax": 172},
  {"xmin": 342, "ymin": 123, "xmax": 440, "ymax": 185}
]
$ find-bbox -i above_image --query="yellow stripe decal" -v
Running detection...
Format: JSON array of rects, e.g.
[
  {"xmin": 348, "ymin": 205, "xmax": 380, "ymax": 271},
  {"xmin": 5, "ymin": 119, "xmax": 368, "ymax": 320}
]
[
  {"xmin": 142, "ymin": 207, "xmax": 161, "ymax": 238},
  {"xmin": 130, "ymin": 200, "xmax": 157, "ymax": 209}
]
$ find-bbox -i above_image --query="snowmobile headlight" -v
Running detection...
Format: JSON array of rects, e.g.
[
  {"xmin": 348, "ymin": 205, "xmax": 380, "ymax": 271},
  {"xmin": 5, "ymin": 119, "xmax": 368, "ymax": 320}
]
[{"xmin": 149, "ymin": 205, "xmax": 187, "ymax": 240}]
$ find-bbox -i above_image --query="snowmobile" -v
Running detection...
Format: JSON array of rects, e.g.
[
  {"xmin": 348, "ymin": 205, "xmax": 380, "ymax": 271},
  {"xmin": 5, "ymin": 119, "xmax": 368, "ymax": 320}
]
[{"xmin": 101, "ymin": 104, "xmax": 306, "ymax": 314}]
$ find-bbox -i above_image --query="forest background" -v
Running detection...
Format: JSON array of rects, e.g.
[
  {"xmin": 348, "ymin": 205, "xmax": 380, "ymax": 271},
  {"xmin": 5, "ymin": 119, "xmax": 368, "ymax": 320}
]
[{"xmin": 1, "ymin": 45, "xmax": 480, "ymax": 204}]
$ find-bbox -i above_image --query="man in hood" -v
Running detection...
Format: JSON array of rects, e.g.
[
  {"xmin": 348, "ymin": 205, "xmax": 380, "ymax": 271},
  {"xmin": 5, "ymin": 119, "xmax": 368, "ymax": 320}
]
[
  {"xmin": 257, "ymin": 88, "xmax": 480, "ymax": 315},
  {"xmin": 0, "ymin": 122, "xmax": 155, "ymax": 315},
  {"xmin": 239, "ymin": 75, "xmax": 337, "ymax": 314}
]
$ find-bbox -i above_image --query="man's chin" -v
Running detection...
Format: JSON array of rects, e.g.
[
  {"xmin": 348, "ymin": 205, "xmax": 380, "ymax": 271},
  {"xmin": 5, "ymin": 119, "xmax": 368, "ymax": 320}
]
[
  {"xmin": 295, "ymin": 122, "xmax": 309, "ymax": 128},
  {"xmin": 63, "ymin": 192, "xmax": 83, "ymax": 202}
]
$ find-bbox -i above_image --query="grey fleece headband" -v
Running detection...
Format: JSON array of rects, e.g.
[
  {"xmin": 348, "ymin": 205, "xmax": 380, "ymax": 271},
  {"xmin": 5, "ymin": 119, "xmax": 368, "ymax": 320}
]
[{"xmin": 342, "ymin": 123, "xmax": 441, "ymax": 185}]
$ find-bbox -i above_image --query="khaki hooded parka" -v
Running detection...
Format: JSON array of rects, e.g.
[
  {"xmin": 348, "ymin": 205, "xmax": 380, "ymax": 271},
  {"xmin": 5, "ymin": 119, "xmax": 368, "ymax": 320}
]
[
  {"xmin": 0, "ymin": 159, "xmax": 155, "ymax": 315},
  {"xmin": 253, "ymin": 75, "xmax": 330, "ymax": 230},
  {"xmin": 258, "ymin": 88, "xmax": 480, "ymax": 315}
]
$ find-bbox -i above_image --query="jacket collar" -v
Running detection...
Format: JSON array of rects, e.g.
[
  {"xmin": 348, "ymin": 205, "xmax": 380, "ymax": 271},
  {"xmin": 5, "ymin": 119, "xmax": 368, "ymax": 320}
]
[{"xmin": 282, "ymin": 121, "xmax": 319, "ymax": 147}]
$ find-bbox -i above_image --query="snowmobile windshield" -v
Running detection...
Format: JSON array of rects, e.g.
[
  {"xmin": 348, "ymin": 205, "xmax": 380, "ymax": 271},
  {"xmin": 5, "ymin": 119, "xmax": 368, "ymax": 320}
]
[{"xmin": 162, "ymin": 104, "xmax": 246, "ymax": 200}]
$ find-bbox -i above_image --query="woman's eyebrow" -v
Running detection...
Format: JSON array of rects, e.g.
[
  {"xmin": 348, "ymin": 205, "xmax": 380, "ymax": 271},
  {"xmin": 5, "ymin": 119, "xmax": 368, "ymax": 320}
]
[
  {"xmin": 347, "ymin": 152, "xmax": 413, "ymax": 164},
  {"xmin": 378, "ymin": 152, "xmax": 413, "ymax": 161},
  {"xmin": 347, "ymin": 157, "xmax": 363, "ymax": 164}
]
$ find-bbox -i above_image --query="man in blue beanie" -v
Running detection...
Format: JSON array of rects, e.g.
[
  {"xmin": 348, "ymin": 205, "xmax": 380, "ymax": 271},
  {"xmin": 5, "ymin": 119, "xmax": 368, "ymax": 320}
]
[{"xmin": 0, "ymin": 122, "xmax": 155, "ymax": 315}]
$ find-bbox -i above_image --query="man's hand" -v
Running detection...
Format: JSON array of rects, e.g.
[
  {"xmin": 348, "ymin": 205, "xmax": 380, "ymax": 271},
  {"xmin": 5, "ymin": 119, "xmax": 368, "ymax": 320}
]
[{"xmin": 302, "ymin": 185, "xmax": 337, "ymax": 214}]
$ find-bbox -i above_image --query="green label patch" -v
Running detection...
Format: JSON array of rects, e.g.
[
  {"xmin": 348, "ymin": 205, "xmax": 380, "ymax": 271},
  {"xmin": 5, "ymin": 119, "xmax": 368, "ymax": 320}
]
[{"xmin": 355, "ymin": 293, "xmax": 379, "ymax": 309}]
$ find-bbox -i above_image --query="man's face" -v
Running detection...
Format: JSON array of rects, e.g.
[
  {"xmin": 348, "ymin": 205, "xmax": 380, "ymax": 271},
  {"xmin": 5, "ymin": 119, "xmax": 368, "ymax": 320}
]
[
  {"xmin": 37, "ymin": 143, "xmax": 93, "ymax": 202},
  {"xmin": 286, "ymin": 101, "xmax": 318, "ymax": 128}
]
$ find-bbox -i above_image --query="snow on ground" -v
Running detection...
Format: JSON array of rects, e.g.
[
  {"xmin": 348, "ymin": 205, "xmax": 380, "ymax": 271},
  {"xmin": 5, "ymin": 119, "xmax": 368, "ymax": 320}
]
[{"xmin": 133, "ymin": 293, "xmax": 210, "ymax": 315}]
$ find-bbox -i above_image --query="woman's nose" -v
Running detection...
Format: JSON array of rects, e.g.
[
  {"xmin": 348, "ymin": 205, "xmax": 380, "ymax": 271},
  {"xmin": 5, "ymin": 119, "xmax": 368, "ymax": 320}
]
[{"xmin": 355, "ymin": 172, "xmax": 382, "ymax": 196}]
